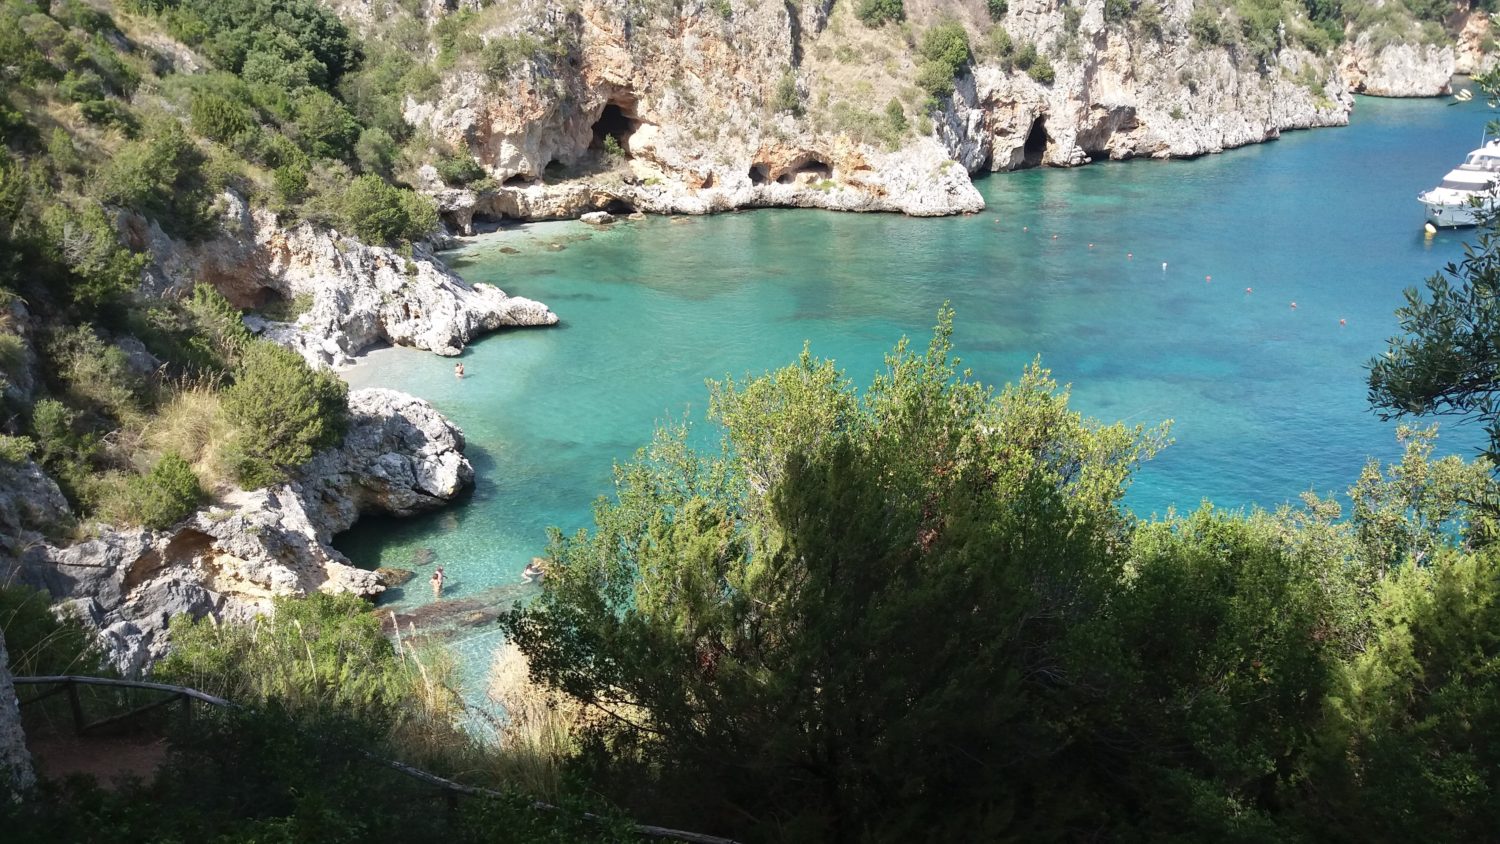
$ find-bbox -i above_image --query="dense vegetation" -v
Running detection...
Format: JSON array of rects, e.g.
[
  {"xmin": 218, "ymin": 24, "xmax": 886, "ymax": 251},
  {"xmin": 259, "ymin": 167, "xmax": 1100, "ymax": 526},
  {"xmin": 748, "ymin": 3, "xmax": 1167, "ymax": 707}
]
[
  {"xmin": 0, "ymin": 589, "xmax": 633, "ymax": 840},
  {"xmin": 496, "ymin": 313, "xmax": 1500, "ymax": 840},
  {"xmin": 0, "ymin": 0, "xmax": 468, "ymax": 534}
]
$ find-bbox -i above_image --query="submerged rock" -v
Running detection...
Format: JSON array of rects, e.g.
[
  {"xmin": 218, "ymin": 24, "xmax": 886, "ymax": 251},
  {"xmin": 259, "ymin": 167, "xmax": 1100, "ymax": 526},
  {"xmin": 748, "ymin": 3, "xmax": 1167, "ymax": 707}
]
[
  {"xmin": 375, "ymin": 567, "xmax": 416, "ymax": 587},
  {"xmin": 0, "ymin": 389, "xmax": 475, "ymax": 675}
]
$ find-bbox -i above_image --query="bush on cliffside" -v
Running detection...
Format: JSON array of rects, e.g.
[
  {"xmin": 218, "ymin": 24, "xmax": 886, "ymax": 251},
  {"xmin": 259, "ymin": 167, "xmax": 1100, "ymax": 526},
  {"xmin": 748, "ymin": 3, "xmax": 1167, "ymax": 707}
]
[
  {"xmin": 854, "ymin": 0, "xmax": 903, "ymax": 27},
  {"xmin": 221, "ymin": 340, "xmax": 347, "ymax": 488},
  {"xmin": 109, "ymin": 451, "xmax": 204, "ymax": 530},
  {"xmin": 334, "ymin": 174, "xmax": 438, "ymax": 245}
]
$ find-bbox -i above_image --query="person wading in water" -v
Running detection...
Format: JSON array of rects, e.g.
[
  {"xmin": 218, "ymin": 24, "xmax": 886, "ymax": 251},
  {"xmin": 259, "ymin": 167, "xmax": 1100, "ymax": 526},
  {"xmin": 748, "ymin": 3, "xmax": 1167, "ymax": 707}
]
[{"xmin": 430, "ymin": 566, "xmax": 445, "ymax": 599}]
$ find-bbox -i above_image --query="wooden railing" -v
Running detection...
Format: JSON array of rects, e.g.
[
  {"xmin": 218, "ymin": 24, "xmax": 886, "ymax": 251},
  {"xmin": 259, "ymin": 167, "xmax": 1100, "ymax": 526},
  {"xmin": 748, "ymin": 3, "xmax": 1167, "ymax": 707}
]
[{"xmin": 13, "ymin": 675, "xmax": 738, "ymax": 844}]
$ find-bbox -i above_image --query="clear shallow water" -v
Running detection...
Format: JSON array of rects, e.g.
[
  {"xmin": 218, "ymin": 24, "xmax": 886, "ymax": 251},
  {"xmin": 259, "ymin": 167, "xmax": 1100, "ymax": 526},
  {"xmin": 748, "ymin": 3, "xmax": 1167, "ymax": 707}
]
[{"xmin": 341, "ymin": 91, "xmax": 1491, "ymax": 691}]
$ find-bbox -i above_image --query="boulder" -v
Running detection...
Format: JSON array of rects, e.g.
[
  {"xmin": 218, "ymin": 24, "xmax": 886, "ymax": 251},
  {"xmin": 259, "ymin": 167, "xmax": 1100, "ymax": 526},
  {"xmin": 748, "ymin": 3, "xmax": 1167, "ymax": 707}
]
[{"xmin": 580, "ymin": 210, "xmax": 616, "ymax": 225}]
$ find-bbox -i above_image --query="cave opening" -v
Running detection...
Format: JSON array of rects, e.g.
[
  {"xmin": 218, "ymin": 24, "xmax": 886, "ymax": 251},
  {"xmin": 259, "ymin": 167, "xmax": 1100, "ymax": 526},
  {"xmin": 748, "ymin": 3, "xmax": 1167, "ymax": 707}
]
[
  {"xmin": 1022, "ymin": 116, "xmax": 1048, "ymax": 168},
  {"xmin": 591, "ymin": 100, "xmax": 640, "ymax": 155},
  {"xmin": 748, "ymin": 163, "xmax": 770, "ymax": 185},
  {"xmin": 603, "ymin": 198, "xmax": 636, "ymax": 215},
  {"xmin": 502, "ymin": 174, "xmax": 531, "ymax": 187}
]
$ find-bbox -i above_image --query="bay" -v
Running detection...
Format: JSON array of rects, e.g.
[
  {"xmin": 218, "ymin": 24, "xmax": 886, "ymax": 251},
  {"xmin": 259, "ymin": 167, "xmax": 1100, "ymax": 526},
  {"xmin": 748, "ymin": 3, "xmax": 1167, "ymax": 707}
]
[{"xmin": 341, "ymin": 91, "xmax": 1492, "ymax": 692}]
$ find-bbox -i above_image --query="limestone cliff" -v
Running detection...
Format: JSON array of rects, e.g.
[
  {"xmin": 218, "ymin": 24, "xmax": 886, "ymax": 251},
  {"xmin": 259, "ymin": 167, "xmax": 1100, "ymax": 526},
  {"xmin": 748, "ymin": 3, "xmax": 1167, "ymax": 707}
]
[
  {"xmin": 131, "ymin": 192, "xmax": 558, "ymax": 369},
  {"xmin": 0, "ymin": 630, "xmax": 35, "ymax": 796},
  {"xmin": 363, "ymin": 0, "xmax": 1469, "ymax": 226},
  {"xmin": 0, "ymin": 389, "xmax": 472, "ymax": 675}
]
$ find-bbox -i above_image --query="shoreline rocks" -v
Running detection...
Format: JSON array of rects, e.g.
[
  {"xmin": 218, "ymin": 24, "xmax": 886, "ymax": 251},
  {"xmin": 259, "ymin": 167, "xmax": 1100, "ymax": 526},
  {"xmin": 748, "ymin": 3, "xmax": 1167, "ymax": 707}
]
[
  {"xmin": 128, "ymin": 192, "xmax": 558, "ymax": 370},
  {"xmin": 0, "ymin": 388, "xmax": 474, "ymax": 676}
]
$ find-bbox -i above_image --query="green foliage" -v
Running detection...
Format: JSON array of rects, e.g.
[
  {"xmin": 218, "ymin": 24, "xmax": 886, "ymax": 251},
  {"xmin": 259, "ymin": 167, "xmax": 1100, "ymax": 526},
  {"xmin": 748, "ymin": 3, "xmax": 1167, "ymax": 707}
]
[
  {"xmin": 110, "ymin": 451, "xmax": 204, "ymax": 529},
  {"xmin": 0, "ymin": 433, "xmax": 32, "ymax": 463},
  {"xmin": 190, "ymin": 90, "xmax": 255, "ymax": 143},
  {"xmin": 883, "ymin": 97, "xmax": 908, "ymax": 135},
  {"xmin": 1369, "ymin": 216, "xmax": 1500, "ymax": 463},
  {"xmin": 221, "ymin": 340, "xmax": 347, "ymax": 487},
  {"xmin": 159, "ymin": 592, "xmax": 412, "ymax": 717},
  {"xmin": 854, "ymin": 0, "xmax": 903, "ymax": 27},
  {"xmin": 1104, "ymin": 0, "xmax": 1132, "ymax": 23},
  {"xmin": 1189, "ymin": 7, "xmax": 1226, "ymax": 46},
  {"xmin": 481, "ymin": 32, "xmax": 545, "ymax": 80},
  {"xmin": 915, "ymin": 21, "xmax": 971, "ymax": 98},
  {"xmin": 502, "ymin": 313, "xmax": 1170, "ymax": 835},
  {"xmin": 135, "ymin": 0, "xmax": 358, "ymax": 92},
  {"xmin": 332, "ymin": 173, "xmax": 437, "ymax": 245},
  {"xmin": 353, "ymin": 127, "xmax": 396, "ymax": 175},
  {"xmin": 435, "ymin": 153, "xmax": 485, "ymax": 186},
  {"xmin": 1026, "ymin": 51, "xmax": 1055, "ymax": 83},
  {"xmin": 98, "ymin": 119, "xmax": 215, "ymax": 240},
  {"xmin": 771, "ymin": 71, "xmax": 801, "ymax": 115},
  {"xmin": 40, "ymin": 202, "xmax": 149, "ymax": 313},
  {"xmin": 288, "ymin": 89, "xmax": 359, "ymax": 160},
  {"xmin": 0, "ymin": 584, "xmax": 102, "ymax": 676},
  {"xmin": 986, "ymin": 0, "xmax": 1008, "ymax": 19}
]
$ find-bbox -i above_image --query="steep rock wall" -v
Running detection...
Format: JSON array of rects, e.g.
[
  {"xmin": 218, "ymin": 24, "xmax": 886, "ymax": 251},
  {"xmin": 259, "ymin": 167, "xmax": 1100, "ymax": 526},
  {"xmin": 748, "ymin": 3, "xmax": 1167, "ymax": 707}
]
[{"xmin": 0, "ymin": 389, "xmax": 471, "ymax": 675}]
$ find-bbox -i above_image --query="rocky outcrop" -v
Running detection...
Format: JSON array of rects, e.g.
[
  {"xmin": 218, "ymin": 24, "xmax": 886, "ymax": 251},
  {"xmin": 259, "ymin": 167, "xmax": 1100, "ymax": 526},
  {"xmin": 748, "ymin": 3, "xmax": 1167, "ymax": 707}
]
[
  {"xmin": 0, "ymin": 458, "xmax": 71, "ymax": 563},
  {"xmin": 1340, "ymin": 35, "xmax": 1454, "ymax": 97},
  {"xmin": 0, "ymin": 630, "xmax": 34, "ymax": 796},
  {"xmin": 387, "ymin": 0, "xmax": 1478, "ymax": 224},
  {"xmin": 128, "ymin": 192, "xmax": 558, "ymax": 369},
  {"xmin": 1455, "ymin": 10, "xmax": 1497, "ymax": 76},
  {"xmin": 945, "ymin": 25, "xmax": 1349, "ymax": 172},
  {"xmin": 0, "ymin": 389, "xmax": 473, "ymax": 675}
]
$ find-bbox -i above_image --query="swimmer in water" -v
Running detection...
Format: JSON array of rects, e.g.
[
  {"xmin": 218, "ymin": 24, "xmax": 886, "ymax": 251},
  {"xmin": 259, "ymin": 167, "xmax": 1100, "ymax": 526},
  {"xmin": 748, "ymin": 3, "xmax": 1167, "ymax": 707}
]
[{"xmin": 454, "ymin": 362, "xmax": 465, "ymax": 379}]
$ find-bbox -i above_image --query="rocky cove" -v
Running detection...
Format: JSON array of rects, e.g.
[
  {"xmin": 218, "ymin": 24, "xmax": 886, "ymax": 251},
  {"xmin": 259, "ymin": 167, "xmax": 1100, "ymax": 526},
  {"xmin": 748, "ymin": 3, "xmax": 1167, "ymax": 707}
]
[{"xmin": 0, "ymin": 0, "xmax": 1493, "ymax": 680}]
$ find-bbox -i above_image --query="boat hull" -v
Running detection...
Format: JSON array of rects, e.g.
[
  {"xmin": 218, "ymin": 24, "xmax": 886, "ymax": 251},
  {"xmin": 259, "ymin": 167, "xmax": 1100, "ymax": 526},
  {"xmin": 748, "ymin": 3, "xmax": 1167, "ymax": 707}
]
[{"xmin": 1421, "ymin": 196, "xmax": 1494, "ymax": 227}]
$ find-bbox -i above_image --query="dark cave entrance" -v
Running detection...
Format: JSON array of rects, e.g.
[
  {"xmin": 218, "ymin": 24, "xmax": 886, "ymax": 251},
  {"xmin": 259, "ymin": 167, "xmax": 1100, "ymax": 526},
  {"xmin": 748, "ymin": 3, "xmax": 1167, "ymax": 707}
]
[
  {"xmin": 748, "ymin": 163, "xmax": 770, "ymax": 185},
  {"xmin": 591, "ymin": 98, "xmax": 640, "ymax": 156},
  {"xmin": 1022, "ymin": 116, "xmax": 1048, "ymax": 168},
  {"xmin": 777, "ymin": 157, "xmax": 831, "ymax": 185}
]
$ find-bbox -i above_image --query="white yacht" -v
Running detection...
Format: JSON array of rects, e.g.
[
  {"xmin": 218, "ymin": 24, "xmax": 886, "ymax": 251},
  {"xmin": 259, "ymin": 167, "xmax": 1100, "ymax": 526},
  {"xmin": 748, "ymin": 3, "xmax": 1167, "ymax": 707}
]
[{"xmin": 1419, "ymin": 139, "xmax": 1500, "ymax": 227}]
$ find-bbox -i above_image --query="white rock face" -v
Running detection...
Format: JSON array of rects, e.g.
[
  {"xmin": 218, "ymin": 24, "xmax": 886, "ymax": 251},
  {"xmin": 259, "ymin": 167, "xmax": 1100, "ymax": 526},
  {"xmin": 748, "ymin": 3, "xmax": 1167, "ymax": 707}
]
[
  {"xmin": 1340, "ymin": 35, "xmax": 1454, "ymax": 97},
  {"xmin": 0, "ymin": 389, "xmax": 473, "ymax": 675},
  {"xmin": 128, "ymin": 195, "xmax": 558, "ymax": 369}
]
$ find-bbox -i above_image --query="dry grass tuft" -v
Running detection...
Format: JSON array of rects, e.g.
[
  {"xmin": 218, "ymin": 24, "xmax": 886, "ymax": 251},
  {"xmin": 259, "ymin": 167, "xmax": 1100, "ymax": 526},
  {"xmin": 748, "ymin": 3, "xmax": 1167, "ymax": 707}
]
[
  {"xmin": 485, "ymin": 640, "xmax": 591, "ymax": 799},
  {"xmin": 139, "ymin": 379, "xmax": 234, "ymax": 491}
]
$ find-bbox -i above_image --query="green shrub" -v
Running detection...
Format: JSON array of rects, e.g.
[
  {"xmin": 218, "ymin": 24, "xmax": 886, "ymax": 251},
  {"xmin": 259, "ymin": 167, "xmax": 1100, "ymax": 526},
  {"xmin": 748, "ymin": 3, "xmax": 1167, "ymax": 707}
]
[
  {"xmin": 41, "ymin": 203, "xmax": 149, "ymax": 313},
  {"xmin": 1104, "ymin": 0, "xmax": 1132, "ymax": 23},
  {"xmin": 190, "ymin": 92, "xmax": 255, "ymax": 143},
  {"xmin": 0, "ymin": 433, "xmax": 34, "ymax": 463},
  {"xmin": 77, "ymin": 98, "xmax": 136, "ymax": 132},
  {"xmin": 98, "ymin": 120, "xmax": 215, "ymax": 240},
  {"xmin": 916, "ymin": 60, "xmax": 958, "ymax": 97},
  {"xmin": 222, "ymin": 340, "xmax": 347, "ymax": 488},
  {"xmin": 884, "ymin": 98, "xmax": 908, "ymax": 135},
  {"xmin": 1027, "ymin": 52, "xmax": 1056, "ymax": 84},
  {"xmin": 354, "ymin": 127, "xmax": 397, "ymax": 175},
  {"xmin": 771, "ymin": 71, "xmax": 801, "ymax": 115},
  {"xmin": 855, "ymin": 0, "xmax": 904, "ymax": 27},
  {"xmin": 334, "ymin": 174, "xmax": 438, "ymax": 245},
  {"xmin": 287, "ymin": 89, "xmax": 359, "ymax": 160},
  {"xmin": 1189, "ymin": 7, "xmax": 1226, "ymax": 45},
  {"xmin": 435, "ymin": 153, "xmax": 485, "ymax": 186},
  {"xmin": 915, "ymin": 21, "xmax": 971, "ymax": 98},
  {"xmin": 1135, "ymin": 1, "xmax": 1165, "ymax": 36},
  {"xmin": 987, "ymin": 0, "xmax": 1008, "ymax": 19},
  {"xmin": 0, "ymin": 584, "xmax": 102, "ymax": 676},
  {"xmin": 58, "ymin": 69, "xmax": 105, "ymax": 103},
  {"xmin": 113, "ymin": 451, "xmax": 204, "ymax": 529}
]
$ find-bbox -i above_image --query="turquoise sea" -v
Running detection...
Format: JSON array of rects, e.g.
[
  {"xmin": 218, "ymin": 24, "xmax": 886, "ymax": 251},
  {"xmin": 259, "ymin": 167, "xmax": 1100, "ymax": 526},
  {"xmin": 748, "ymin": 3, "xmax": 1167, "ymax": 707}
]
[{"xmin": 342, "ymin": 91, "xmax": 1492, "ymax": 694}]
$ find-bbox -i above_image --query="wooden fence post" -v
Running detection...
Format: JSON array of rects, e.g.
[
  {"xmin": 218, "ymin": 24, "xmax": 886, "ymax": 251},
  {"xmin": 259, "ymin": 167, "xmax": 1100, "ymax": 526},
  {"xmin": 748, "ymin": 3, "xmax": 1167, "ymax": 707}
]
[{"xmin": 65, "ymin": 680, "xmax": 84, "ymax": 736}]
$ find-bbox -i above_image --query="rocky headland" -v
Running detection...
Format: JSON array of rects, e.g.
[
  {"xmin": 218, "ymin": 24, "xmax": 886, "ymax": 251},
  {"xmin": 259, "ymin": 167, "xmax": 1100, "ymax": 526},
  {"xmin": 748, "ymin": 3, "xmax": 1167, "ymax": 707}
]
[
  {"xmin": 0, "ymin": 389, "xmax": 473, "ymax": 675},
  {"xmin": 376, "ymin": 0, "xmax": 1489, "ymax": 231},
  {"xmin": 128, "ymin": 192, "xmax": 557, "ymax": 369}
]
